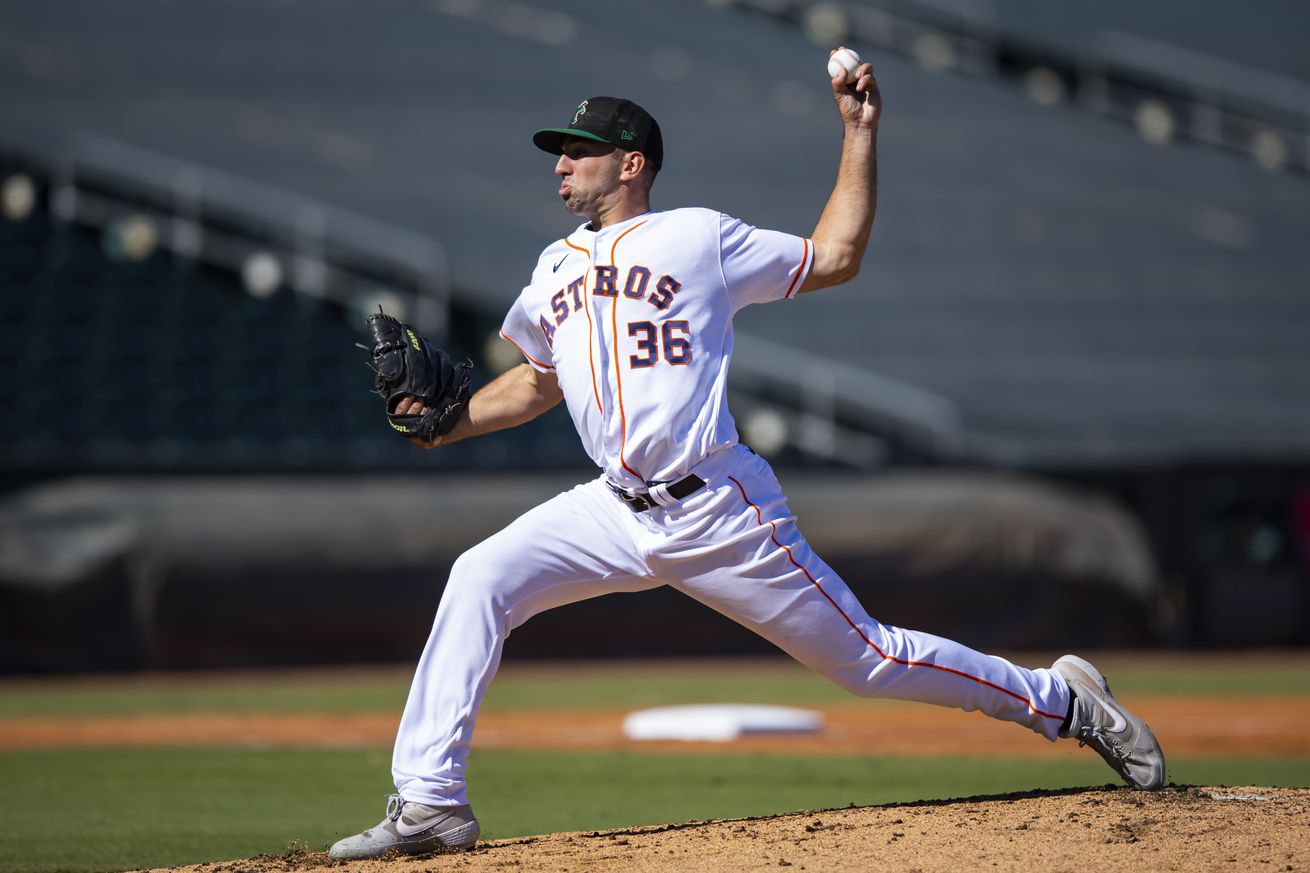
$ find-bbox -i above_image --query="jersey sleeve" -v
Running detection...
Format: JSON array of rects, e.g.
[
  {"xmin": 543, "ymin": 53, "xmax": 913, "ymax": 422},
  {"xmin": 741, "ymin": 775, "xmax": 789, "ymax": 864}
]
[
  {"xmin": 499, "ymin": 296, "xmax": 556, "ymax": 373},
  {"xmin": 719, "ymin": 212, "xmax": 814, "ymax": 311}
]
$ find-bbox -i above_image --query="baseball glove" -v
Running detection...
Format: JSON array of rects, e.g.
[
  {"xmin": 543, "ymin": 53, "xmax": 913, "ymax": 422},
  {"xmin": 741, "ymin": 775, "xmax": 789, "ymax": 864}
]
[{"xmin": 360, "ymin": 308, "xmax": 472, "ymax": 443}]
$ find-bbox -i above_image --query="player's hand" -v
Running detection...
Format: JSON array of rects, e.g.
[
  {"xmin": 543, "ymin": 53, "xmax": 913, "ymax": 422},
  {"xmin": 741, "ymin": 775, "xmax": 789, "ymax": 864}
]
[
  {"xmin": 393, "ymin": 395, "xmax": 442, "ymax": 448},
  {"xmin": 829, "ymin": 48, "xmax": 880, "ymax": 132},
  {"xmin": 394, "ymin": 395, "xmax": 428, "ymax": 417}
]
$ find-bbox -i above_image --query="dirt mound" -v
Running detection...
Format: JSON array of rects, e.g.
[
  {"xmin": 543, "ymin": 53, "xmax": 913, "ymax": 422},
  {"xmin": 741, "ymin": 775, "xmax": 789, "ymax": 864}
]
[{"xmin": 150, "ymin": 786, "xmax": 1308, "ymax": 873}]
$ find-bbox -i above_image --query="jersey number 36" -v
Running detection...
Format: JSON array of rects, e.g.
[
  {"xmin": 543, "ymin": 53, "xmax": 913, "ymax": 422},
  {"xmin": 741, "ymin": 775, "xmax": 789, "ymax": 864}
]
[{"xmin": 628, "ymin": 321, "xmax": 692, "ymax": 368}]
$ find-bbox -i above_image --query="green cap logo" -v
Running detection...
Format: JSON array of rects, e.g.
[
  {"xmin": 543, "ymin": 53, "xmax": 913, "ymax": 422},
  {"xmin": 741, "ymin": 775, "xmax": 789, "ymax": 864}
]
[
  {"xmin": 572, "ymin": 100, "xmax": 588, "ymax": 125},
  {"xmin": 620, "ymin": 130, "xmax": 635, "ymax": 141}
]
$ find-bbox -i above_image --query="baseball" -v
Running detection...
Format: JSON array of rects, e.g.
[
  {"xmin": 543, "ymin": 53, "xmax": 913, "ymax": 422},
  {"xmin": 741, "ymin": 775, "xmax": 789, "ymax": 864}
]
[{"xmin": 827, "ymin": 47, "xmax": 861, "ymax": 84}]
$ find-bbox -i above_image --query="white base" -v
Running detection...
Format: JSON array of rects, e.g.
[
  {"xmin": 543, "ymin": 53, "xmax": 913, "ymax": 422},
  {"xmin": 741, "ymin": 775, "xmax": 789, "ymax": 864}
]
[{"xmin": 622, "ymin": 704, "xmax": 825, "ymax": 742}]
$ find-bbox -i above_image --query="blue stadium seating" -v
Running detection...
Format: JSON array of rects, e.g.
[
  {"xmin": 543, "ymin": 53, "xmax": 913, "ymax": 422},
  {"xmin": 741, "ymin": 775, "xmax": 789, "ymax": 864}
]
[{"xmin": 0, "ymin": 162, "xmax": 588, "ymax": 475}]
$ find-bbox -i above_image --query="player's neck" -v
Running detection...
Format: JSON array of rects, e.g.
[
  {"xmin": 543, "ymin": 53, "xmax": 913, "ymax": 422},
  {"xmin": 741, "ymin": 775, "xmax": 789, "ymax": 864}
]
[{"xmin": 589, "ymin": 194, "xmax": 651, "ymax": 231}]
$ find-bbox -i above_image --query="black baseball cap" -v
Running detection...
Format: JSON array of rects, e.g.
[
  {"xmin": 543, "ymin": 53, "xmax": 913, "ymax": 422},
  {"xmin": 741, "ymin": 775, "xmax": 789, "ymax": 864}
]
[{"xmin": 533, "ymin": 96, "xmax": 664, "ymax": 173}]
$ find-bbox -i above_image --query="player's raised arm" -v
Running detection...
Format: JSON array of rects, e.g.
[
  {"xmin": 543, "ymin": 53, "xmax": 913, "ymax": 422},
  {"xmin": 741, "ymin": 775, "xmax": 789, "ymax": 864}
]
[
  {"xmin": 797, "ymin": 48, "xmax": 882, "ymax": 294},
  {"xmin": 399, "ymin": 363, "xmax": 564, "ymax": 449}
]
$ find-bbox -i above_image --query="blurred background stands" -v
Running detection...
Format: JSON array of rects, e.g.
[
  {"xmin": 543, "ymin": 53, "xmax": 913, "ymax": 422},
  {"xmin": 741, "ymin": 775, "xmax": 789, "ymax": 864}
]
[{"xmin": 0, "ymin": 0, "xmax": 1307, "ymax": 668}]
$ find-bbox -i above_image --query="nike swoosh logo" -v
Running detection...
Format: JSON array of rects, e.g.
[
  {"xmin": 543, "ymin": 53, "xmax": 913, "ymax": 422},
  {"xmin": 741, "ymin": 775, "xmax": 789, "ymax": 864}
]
[
  {"xmin": 394, "ymin": 811, "xmax": 452, "ymax": 837},
  {"xmin": 552, "ymin": 255, "xmax": 568, "ymax": 272},
  {"xmin": 1103, "ymin": 704, "xmax": 1128, "ymax": 733}
]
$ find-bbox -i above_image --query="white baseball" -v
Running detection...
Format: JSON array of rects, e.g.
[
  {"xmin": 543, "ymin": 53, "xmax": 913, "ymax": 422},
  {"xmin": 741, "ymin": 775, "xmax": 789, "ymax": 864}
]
[{"xmin": 827, "ymin": 47, "xmax": 861, "ymax": 84}]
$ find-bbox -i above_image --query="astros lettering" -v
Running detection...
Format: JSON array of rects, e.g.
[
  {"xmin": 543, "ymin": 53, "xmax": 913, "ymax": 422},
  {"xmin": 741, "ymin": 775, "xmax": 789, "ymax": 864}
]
[{"xmin": 538, "ymin": 266, "xmax": 684, "ymax": 349}]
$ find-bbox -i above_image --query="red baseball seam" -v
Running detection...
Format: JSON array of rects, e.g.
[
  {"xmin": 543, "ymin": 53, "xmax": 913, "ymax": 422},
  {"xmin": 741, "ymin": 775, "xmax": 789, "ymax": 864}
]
[{"xmin": 727, "ymin": 475, "xmax": 1065, "ymax": 722}]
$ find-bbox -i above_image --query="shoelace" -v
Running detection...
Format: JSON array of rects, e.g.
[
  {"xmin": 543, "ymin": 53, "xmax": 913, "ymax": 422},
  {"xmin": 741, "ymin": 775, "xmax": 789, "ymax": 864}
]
[
  {"xmin": 386, "ymin": 793, "xmax": 405, "ymax": 822},
  {"xmin": 1077, "ymin": 726, "xmax": 1131, "ymax": 761}
]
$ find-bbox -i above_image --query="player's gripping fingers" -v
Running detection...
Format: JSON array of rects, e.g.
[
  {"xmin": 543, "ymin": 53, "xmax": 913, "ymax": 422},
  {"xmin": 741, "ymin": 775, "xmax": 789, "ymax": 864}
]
[
  {"xmin": 854, "ymin": 64, "xmax": 875, "ymax": 92},
  {"xmin": 394, "ymin": 395, "xmax": 429, "ymax": 416},
  {"xmin": 850, "ymin": 66, "xmax": 881, "ymax": 129}
]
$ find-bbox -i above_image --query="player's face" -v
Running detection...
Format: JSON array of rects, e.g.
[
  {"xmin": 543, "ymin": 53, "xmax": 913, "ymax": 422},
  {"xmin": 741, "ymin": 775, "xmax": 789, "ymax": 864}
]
[{"xmin": 555, "ymin": 137, "xmax": 622, "ymax": 218}]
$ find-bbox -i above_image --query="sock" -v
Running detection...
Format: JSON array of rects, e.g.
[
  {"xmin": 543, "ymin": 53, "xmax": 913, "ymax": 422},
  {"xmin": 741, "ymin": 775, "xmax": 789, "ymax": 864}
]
[{"xmin": 1060, "ymin": 691, "xmax": 1077, "ymax": 735}]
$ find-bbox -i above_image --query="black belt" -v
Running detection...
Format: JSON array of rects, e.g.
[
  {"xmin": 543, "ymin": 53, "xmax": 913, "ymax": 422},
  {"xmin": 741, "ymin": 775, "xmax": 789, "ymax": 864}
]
[{"xmin": 607, "ymin": 474, "xmax": 707, "ymax": 513}]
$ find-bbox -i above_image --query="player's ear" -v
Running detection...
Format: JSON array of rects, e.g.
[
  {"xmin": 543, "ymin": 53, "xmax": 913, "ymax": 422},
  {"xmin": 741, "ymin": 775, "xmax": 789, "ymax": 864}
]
[{"xmin": 620, "ymin": 150, "xmax": 646, "ymax": 181}]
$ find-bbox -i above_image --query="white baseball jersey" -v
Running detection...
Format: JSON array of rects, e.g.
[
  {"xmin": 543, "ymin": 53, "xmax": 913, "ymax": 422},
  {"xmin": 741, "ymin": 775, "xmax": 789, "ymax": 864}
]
[
  {"xmin": 499, "ymin": 208, "xmax": 812, "ymax": 488},
  {"xmin": 388, "ymin": 206, "xmax": 1074, "ymax": 812}
]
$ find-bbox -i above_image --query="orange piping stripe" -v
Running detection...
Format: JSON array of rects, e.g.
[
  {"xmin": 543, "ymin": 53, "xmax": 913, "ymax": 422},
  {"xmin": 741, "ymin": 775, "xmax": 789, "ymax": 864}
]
[
  {"xmin": 565, "ymin": 237, "xmax": 602, "ymax": 413},
  {"xmin": 608, "ymin": 221, "xmax": 648, "ymax": 481},
  {"xmin": 785, "ymin": 238, "xmax": 811, "ymax": 299},
  {"xmin": 498, "ymin": 330, "xmax": 554, "ymax": 370},
  {"xmin": 726, "ymin": 475, "xmax": 1066, "ymax": 722}
]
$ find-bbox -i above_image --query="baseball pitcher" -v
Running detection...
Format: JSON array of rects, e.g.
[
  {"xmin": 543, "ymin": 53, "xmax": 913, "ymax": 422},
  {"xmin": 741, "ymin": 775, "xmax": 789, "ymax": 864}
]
[{"xmin": 331, "ymin": 49, "xmax": 1165, "ymax": 860}]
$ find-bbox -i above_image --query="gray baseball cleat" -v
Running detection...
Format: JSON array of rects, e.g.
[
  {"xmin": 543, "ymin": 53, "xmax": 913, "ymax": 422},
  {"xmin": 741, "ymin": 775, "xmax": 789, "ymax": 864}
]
[
  {"xmin": 328, "ymin": 793, "xmax": 480, "ymax": 860},
  {"xmin": 1053, "ymin": 654, "xmax": 1166, "ymax": 790}
]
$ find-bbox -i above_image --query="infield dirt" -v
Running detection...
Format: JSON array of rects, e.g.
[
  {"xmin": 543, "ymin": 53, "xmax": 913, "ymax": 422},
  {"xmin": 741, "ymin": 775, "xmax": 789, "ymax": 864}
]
[
  {"xmin": 152, "ymin": 785, "xmax": 1309, "ymax": 873},
  {"xmin": 8, "ymin": 657, "xmax": 1306, "ymax": 871},
  {"xmin": 5, "ymin": 696, "xmax": 1306, "ymax": 758}
]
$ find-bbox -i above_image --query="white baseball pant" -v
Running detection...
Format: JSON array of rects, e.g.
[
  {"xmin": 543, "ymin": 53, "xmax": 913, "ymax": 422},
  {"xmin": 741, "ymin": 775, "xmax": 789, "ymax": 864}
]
[{"xmin": 392, "ymin": 444, "xmax": 1071, "ymax": 807}]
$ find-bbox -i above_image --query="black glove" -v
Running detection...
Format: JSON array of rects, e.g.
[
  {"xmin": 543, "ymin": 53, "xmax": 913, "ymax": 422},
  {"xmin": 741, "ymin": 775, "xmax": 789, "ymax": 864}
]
[{"xmin": 360, "ymin": 309, "xmax": 472, "ymax": 443}]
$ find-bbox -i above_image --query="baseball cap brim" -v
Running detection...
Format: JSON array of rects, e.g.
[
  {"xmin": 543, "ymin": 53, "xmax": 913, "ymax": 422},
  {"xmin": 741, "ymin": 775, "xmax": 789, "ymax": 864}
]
[{"xmin": 533, "ymin": 128, "xmax": 613, "ymax": 155}]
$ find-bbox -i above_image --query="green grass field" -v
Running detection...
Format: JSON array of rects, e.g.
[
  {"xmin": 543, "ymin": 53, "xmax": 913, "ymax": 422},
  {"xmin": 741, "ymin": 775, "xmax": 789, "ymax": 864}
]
[
  {"xmin": 1, "ymin": 655, "xmax": 1307, "ymax": 873},
  {"xmin": 4, "ymin": 653, "xmax": 1308, "ymax": 719}
]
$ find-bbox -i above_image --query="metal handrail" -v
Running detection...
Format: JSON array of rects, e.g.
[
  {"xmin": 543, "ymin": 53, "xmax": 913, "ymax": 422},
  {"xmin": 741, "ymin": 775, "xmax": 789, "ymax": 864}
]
[
  {"xmin": 72, "ymin": 134, "xmax": 449, "ymax": 276},
  {"xmin": 56, "ymin": 133, "xmax": 452, "ymax": 333},
  {"xmin": 1096, "ymin": 30, "xmax": 1310, "ymax": 120},
  {"xmin": 732, "ymin": 330, "xmax": 964, "ymax": 456}
]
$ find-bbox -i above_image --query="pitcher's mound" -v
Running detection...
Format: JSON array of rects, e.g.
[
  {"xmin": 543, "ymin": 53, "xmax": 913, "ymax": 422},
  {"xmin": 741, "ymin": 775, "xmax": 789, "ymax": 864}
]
[{"xmin": 154, "ymin": 785, "xmax": 1309, "ymax": 872}]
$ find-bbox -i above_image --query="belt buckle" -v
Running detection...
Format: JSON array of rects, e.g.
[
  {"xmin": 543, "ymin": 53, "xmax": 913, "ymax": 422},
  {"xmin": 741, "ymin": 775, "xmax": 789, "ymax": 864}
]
[{"xmin": 608, "ymin": 482, "xmax": 652, "ymax": 512}]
